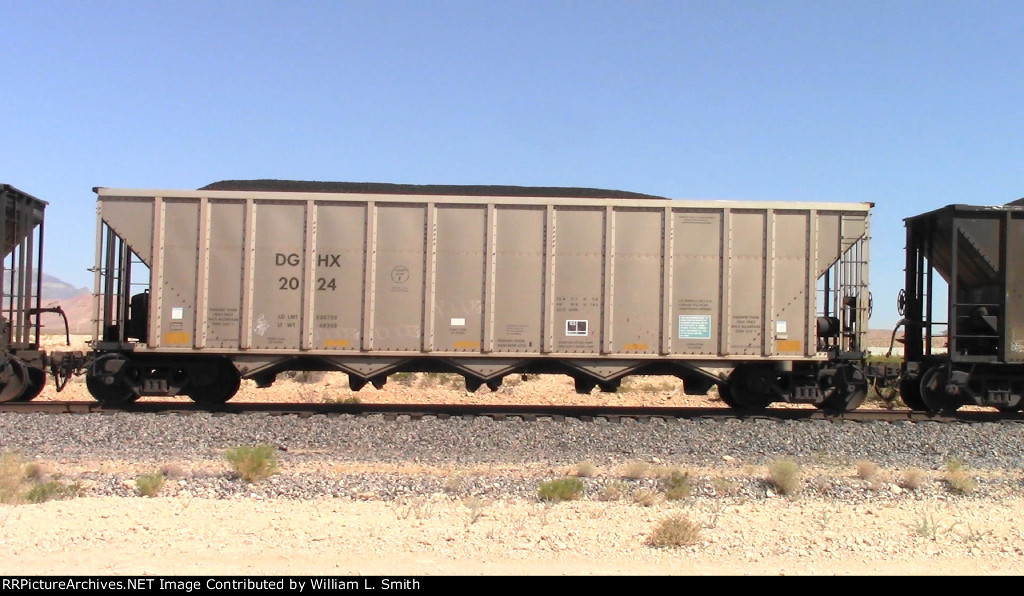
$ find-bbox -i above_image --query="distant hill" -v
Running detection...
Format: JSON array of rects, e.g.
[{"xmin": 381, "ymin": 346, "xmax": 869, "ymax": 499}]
[{"xmin": 41, "ymin": 273, "xmax": 90, "ymax": 301}]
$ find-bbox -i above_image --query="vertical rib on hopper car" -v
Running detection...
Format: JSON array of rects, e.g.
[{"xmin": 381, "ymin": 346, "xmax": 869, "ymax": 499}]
[{"xmin": 89, "ymin": 182, "xmax": 872, "ymax": 411}]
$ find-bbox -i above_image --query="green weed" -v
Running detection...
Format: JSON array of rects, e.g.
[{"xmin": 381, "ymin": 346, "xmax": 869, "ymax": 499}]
[
  {"xmin": 538, "ymin": 477, "xmax": 585, "ymax": 502},
  {"xmin": 136, "ymin": 471, "xmax": 166, "ymax": 497},
  {"xmin": 225, "ymin": 444, "xmax": 280, "ymax": 482}
]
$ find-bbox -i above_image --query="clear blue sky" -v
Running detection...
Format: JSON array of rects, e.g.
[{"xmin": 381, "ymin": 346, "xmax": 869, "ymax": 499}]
[{"xmin": 3, "ymin": 0, "xmax": 1022, "ymax": 329}]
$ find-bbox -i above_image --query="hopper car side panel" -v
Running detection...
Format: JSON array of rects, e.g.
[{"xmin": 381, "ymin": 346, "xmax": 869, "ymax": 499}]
[{"xmin": 88, "ymin": 187, "xmax": 871, "ymax": 409}]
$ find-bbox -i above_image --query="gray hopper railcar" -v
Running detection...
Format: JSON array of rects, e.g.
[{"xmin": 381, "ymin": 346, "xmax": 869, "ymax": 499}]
[{"xmin": 86, "ymin": 181, "xmax": 873, "ymax": 411}]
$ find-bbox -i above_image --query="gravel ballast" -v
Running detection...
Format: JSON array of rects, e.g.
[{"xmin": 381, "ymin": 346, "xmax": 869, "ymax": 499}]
[{"xmin": 1, "ymin": 412, "xmax": 1022, "ymax": 502}]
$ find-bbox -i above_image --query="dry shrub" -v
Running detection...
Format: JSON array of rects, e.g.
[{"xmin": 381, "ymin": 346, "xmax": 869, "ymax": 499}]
[
  {"xmin": 443, "ymin": 474, "xmax": 466, "ymax": 496},
  {"xmin": 598, "ymin": 480, "xmax": 629, "ymax": 501},
  {"xmin": 632, "ymin": 488, "xmax": 660, "ymax": 507},
  {"xmin": 649, "ymin": 513, "xmax": 703, "ymax": 548},
  {"xmin": 711, "ymin": 476, "xmax": 738, "ymax": 497},
  {"xmin": 945, "ymin": 460, "xmax": 975, "ymax": 495},
  {"xmin": 768, "ymin": 459, "xmax": 801, "ymax": 496},
  {"xmin": 159, "ymin": 463, "xmax": 189, "ymax": 479},
  {"xmin": 463, "ymin": 497, "xmax": 490, "ymax": 524},
  {"xmin": 0, "ymin": 452, "xmax": 78, "ymax": 504},
  {"xmin": 623, "ymin": 461, "xmax": 650, "ymax": 479},
  {"xmin": 901, "ymin": 468, "xmax": 925, "ymax": 490},
  {"xmin": 0, "ymin": 453, "xmax": 28, "ymax": 504},
  {"xmin": 856, "ymin": 460, "xmax": 879, "ymax": 481},
  {"xmin": 575, "ymin": 461, "xmax": 596, "ymax": 477},
  {"xmin": 661, "ymin": 469, "xmax": 693, "ymax": 500}
]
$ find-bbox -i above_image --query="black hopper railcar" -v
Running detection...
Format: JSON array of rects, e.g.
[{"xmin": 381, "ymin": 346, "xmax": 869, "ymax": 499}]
[
  {"xmin": 0, "ymin": 185, "xmax": 74, "ymax": 403},
  {"xmin": 890, "ymin": 200, "xmax": 1024, "ymax": 414}
]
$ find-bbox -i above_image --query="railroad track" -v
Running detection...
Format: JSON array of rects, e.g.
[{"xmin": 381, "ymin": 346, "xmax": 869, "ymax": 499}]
[{"xmin": 2, "ymin": 401, "xmax": 1019, "ymax": 423}]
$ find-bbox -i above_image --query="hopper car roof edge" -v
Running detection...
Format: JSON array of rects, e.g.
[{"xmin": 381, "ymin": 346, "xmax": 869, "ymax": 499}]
[
  {"xmin": 904, "ymin": 202, "xmax": 1024, "ymax": 223},
  {"xmin": 1, "ymin": 184, "xmax": 49, "ymax": 207},
  {"xmin": 93, "ymin": 187, "xmax": 872, "ymax": 212}
]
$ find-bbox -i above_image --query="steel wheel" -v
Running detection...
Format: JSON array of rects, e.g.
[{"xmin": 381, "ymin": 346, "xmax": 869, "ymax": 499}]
[
  {"xmin": 899, "ymin": 375, "xmax": 926, "ymax": 410},
  {"xmin": 819, "ymin": 364, "xmax": 869, "ymax": 412},
  {"xmin": 86, "ymin": 355, "xmax": 140, "ymax": 406},
  {"xmin": 715, "ymin": 383, "xmax": 738, "ymax": 407},
  {"xmin": 86, "ymin": 374, "xmax": 138, "ymax": 405},
  {"xmin": 919, "ymin": 366, "xmax": 962, "ymax": 415},
  {"xmin": 725, "ymin": 366, "xmax": 775, "ymax": 411},
  {"xmin": 188, "ymin": 360, "xmax": 241, "ymax": 405},
  {"xmin": 0, "ymin": 359, "xmax": 28, "ymax": 403},
  {"xmin": 14, "ymin": 366, "xmax": 46, "ymax": 401}
]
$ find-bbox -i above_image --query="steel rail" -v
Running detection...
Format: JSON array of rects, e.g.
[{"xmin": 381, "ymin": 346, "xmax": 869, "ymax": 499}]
[{"xmin": 1, "ymin": 401, "xmax": 1019, "ymax": 423}]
